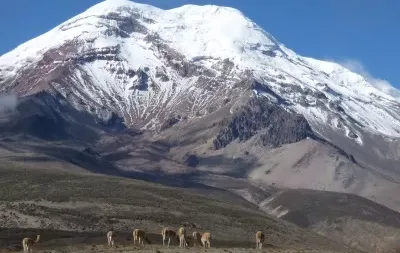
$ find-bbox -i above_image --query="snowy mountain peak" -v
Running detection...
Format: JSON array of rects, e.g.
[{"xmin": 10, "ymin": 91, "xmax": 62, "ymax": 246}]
[
  {"xmin": 81, "ymin": 0, "xmax": 162, "ymax": 17},
  {"xmin": 1, "ymin": 0, "xmax": 279, "ymax": 68},
  {"xmin": 80, "ymin": 0, "xmax": 280, "ymax": 61},
  {"xmin": 1, "ymin": 0, "xmax": 400, "ymax": 144}
]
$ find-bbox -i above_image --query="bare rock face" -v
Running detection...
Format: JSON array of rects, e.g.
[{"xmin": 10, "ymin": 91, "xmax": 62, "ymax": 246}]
[
  {"xmin": 160, "ymin": 115, "xmax": 180, "ymax": 131},
  {"xmin": 101, "ymin": 12, "xmax": 148, "ymax": 37},
  {"xmin": 213, "ymin": 98, "xmax": 314, "ymax": 149},
  {"xmin": 132, "ymin": 69, "xmax": 149, "ymax": 91}
]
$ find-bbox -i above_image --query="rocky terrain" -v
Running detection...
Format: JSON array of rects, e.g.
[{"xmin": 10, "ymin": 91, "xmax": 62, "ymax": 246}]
[{"xmin": 1, "ymin": 1, "xmax": 400, "ymax": 252}]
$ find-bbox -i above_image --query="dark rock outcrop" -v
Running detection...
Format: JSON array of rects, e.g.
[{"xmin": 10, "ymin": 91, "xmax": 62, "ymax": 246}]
[
  {"xmin": 160, "ymin": 116, "xmax": 180, "ymax": 131},
  {"xmin": 74, "ymin": 46, "xmax": 121, "ymax": 64},
  {"xmin": 131, "ymin": 70, "xmax": 149, "ymax": 91},
  {"xmin": 213, "ymin": 98, "xmax": 315, "ymax": 149},
  {"xmin": 102, "ymin": 13, "xmax": 148, "ymax": 37},
  {"xmin": 250, "ymin": 81, "xmax": 288, "ymax": 105},
  {"xmin": 183, "ymin": 153, "xmax": 199, "ymax": 168}
]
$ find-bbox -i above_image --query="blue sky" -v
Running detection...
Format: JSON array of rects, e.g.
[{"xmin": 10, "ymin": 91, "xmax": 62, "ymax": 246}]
[{"xmin": 1, "ymin": 0, "xmax": 399, "ymax": 88}]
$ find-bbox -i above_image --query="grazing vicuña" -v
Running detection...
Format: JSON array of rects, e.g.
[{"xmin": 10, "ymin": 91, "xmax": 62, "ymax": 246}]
[
  {"xmin": 22, "ymin": 235, "xmax": 40, "ymax": 253},
  {"xmin": 162, "ymin": 228, "xmax": 179, "ymax": 247},
  {"xmin": 201, "ymin": 232, "xmax": 211, "ymax": 248},
  {"xmin": 107, "ymin": 230, "xmax": 115, "ymax": 247},
  {"xmin": 192, "ymin": 231, "xmax": 202, "ymax": 247},
  {"xmin": 256, "ymin": 231, "xmax": 265, "ymax": 249},
  {"xmin": 133, "ymin": 229, "xmax": 151, "ymax": 246},
  {"xmin": 178, "ymin": 227, "xmax": 188, "ymax": 247}
]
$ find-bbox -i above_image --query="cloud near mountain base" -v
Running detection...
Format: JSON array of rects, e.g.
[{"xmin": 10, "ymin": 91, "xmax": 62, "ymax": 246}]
[{"xmin": 0, "ymin": 94, "xmax": 18, "ymax": 113}]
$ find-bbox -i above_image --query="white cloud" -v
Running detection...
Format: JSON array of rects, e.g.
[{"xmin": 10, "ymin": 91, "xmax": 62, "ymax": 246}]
[
  {"xmin": 0, "ymin": 94, "xmax": 18, "ymax": 113},
  {"xmin": 337, "ymin": 59, "xmax": 400, "ymax": 98}
]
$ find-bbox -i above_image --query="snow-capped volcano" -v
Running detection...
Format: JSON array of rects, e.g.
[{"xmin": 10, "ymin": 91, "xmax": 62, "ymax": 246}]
[
  {"xmin": 1, "ymin": 0, "xmax": 400, "ymax": 211},
  {"xmin": 2, "ymin": 0, "xmax": 399, "ymax": 140}
]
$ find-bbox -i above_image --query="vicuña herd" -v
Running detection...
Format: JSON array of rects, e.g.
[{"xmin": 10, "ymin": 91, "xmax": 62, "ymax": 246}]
[{"xmin": 21, "ymin": 229, "xmax": 266, "ymax": 252}]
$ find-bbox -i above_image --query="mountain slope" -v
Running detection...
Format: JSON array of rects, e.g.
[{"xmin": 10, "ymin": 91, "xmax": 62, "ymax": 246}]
[{"xmin": 260, "ymin": 189, "xmax": 400, "ymax": 253}]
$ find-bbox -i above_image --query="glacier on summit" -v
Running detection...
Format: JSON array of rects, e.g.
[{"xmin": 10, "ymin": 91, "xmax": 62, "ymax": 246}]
[{"xmin": 1, "ymin": 0, "xmax": 399, "ymax": 143}]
